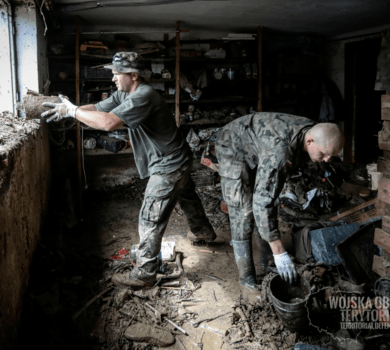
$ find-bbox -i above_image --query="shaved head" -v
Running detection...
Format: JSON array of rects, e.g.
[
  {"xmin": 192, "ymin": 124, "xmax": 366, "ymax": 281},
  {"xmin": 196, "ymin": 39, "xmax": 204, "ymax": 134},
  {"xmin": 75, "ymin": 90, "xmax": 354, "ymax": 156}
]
[{"xmin": 304, "ymin": 123, "xmax": 345, "ymax": 162}]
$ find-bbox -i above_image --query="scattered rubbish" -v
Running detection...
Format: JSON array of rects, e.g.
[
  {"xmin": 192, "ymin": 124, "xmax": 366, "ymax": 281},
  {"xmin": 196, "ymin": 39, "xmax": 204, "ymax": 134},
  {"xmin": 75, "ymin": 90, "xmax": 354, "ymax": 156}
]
[
  {"xmin": 330, "ymin": 198, "xmax": 384, "ymax": 224},
  {"xmin": 235, "ymin": 306, "xmax": 252, "ymax": 337},
  {"xmin": 110, "ymin": 248, "xmax": 129, "ymax": 260},
  {"xmin": 205, "ymin": 274, "xmax": 224, "ymax": 281},
  {"xmin": 211, "ymin": 288, "xmax": 218, "ymax": 302},
  {"xmin": 72, "ymin": 286, "xmax": 114, "ymax": 321},
  {"xmin": 294, "ymin": 344, "xmax": 328, "ymax": 350},
  {"xmin": 165, "ymin": 318, "xmax": 188, "ymax": 335},
  {"xmin": 190, "ymin": 312, "xmax": 231, "ymax": 328},
  {"xmin": 124, "ymin": 323, "xmax": 175, "ymax": 346}
]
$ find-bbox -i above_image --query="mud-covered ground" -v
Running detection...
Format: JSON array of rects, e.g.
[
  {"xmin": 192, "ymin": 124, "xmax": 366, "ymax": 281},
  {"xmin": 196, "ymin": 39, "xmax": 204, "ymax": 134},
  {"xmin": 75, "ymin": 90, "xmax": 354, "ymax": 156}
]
[{"xmin": 18, "ymin": 180, "xmax": 388, "ymax": 350}]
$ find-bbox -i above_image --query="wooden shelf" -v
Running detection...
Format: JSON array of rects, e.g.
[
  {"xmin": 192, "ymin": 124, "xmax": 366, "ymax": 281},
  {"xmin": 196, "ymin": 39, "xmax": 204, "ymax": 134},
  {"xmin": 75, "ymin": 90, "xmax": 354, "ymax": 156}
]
[
  {"xmin": 164, "ymin": 97, "xmax": 258, "ymax": 104},
  {"xmin": 183, "ymin": 119, "xmax": 226, "ymax": 126},
  {"xmin": 180, "ymin": 57, "xmax": 257, "ymax": 63},
  {"xmin": 83, "ymin": 147, "xmax": 133, "ymax": 156}
]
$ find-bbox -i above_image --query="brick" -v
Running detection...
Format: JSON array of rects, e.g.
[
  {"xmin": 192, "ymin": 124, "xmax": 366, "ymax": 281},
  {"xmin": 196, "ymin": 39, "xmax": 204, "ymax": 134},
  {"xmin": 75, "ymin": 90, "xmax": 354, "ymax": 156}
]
[
  {"xmin": 374, "ymin": 228, "xmax": 390, "ymax": 254},
  {"xmin": 378, "ymin": 158, "xmax": 390, "ymax": 175},
  {"xmin": 382, "ymin": 249, "xmax": 390, "ymax": 261},
  {"xmin": 382, "ymin": 95, "xmax": 390, "ymax": 120},
  {"xmin": 379, "ymin": 176, "xmax": 390, "ymax": 204},
  {"xmin": 379, "ymin": 131, "xmax": 390, "ymax": 151},
  {"xmin": 383, "ymin": 216, "xmax": 390, "ymax": 234},
  {"xmin": 384, "ymin": 151, "xmax": 390, "ymax": 161},
  {"xmin": 373, "ymin": 255, "xmax": 390, "ymax": 277}
]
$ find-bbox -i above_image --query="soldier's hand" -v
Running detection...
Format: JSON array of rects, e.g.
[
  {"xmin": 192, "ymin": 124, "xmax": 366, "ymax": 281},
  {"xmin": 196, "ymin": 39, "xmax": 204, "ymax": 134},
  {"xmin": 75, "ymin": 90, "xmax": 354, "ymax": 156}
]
[
  {"xmin": 41, "ymin": 94, "xmax": 78, "ymax": 122},
  {"xmin": 273, "ymin": 252, "xmax": 297, "ymax": 284}
]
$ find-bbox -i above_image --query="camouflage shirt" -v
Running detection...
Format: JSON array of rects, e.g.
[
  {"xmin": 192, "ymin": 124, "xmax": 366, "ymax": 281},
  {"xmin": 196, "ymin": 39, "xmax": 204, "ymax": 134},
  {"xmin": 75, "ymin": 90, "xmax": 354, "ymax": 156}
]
[{"xmin": 216, "ymin": 112, "xmax": 316, "ymax": 241}]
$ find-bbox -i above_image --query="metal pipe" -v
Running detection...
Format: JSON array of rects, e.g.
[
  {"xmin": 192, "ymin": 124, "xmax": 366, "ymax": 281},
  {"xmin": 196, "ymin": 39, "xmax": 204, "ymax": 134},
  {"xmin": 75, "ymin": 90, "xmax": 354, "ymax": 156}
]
[
  {"xmin": 64, "ymin": 29, "xmax": 187, "ymax": 35},
  {"xmin": 4, "ymin": 0, "xmax": 19, "ymax": 115},
  {"xmin": 60, "ymin": 0, "xmax": 196, "ymax": 12}
]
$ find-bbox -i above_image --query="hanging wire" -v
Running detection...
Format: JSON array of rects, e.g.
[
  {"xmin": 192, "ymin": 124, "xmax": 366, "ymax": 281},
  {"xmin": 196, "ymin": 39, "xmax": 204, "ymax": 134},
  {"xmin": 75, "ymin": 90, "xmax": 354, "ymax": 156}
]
[{"xmin": 81, "ymin": 127, "xmax": 88, "ymax": 189}]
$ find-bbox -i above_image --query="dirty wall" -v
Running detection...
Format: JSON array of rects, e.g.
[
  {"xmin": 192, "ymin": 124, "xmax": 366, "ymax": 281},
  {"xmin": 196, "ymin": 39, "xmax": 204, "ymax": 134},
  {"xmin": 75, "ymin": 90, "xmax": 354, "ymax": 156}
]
[{"xmin": 0, "ymin": 123, "xmax": 51, "ymax": 349}]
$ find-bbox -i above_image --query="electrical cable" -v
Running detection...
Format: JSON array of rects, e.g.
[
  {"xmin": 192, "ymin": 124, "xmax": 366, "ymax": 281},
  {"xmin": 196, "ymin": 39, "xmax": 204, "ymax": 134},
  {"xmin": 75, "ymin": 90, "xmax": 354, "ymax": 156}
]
[{"xmin": 81, "ymin": 127, "xmax": 88, "ymax": 189}]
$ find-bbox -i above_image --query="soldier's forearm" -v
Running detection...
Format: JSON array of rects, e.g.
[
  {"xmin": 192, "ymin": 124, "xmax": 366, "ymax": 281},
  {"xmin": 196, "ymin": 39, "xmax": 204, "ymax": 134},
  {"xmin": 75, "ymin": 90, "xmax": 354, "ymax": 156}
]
[{"xmin": 269, "ymin": 239, "xmax": 286, "ymax": 255}]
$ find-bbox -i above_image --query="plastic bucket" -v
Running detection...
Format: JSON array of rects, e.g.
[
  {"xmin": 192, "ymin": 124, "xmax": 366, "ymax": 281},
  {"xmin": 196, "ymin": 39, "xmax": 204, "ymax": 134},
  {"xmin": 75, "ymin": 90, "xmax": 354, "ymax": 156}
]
[
  {"xmin": 269, "ymin": 275, "xmax": 310, "ymax": 333},
  {"xmin": 367, "ymin": 163, "xmax": 382, "ymax": 191}
]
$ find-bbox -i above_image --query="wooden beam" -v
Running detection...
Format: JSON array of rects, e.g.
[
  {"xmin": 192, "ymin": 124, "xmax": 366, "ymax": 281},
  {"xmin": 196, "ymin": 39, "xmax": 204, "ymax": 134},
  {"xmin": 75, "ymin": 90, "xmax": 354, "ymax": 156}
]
[
  {"xmin": 379, "ymin": 176, "xmax": 390, "ymax": 204},
  {"xmin": 75, "ymin": 16, "xmax": 83, "ymax": 216},
  {"xmin": 175, "ymin": 21, "xmax": 180, "ymax": 127},
  {"xmin": 257, "ymin": 26, "xmax": 262, "ymax": 113}
]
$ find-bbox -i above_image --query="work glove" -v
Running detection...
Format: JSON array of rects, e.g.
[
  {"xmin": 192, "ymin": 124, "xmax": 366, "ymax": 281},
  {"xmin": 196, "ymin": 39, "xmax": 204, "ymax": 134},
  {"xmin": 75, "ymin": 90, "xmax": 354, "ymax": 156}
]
[
  {"xmin": 41, "ymin": 94, "xmax": 78, "ymax": 122},
  {"xmin": 273, "ymin": 252, "xmax": 297, "ymax": 284}
]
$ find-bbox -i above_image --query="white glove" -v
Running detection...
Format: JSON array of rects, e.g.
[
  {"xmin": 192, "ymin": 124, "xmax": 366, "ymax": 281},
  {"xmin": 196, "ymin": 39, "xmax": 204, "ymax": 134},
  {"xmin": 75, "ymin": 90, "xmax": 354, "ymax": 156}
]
[
  {"xmin": 273, "ymin": 252, "xmax": 297, "ymax": 284},
  {"xmin": 41, "ymin": 94, "xmax": 78, "ymax": 122}
]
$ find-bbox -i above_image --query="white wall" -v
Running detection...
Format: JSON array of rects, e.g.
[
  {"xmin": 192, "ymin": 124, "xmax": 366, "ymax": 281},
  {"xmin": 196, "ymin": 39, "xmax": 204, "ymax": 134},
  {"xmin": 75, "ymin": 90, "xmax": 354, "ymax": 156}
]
[
  {"xmin": 0, "ymin": 4, "xmax": 15, "ymax": 113},
  {"xmin": 15, "ymin": 2, "xmax": 47, "ymax": 97}
]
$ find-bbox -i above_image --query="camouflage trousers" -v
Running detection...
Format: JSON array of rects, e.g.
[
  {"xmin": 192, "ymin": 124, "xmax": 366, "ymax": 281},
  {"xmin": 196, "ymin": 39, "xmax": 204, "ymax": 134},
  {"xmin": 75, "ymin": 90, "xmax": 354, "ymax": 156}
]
[
  {"xmin": 219, "ymin": 156, "xmax": 274, "ymax": 247},
  {"xmin": 134, "ymin": 161, "xmax": 215, "ymax": 278}
]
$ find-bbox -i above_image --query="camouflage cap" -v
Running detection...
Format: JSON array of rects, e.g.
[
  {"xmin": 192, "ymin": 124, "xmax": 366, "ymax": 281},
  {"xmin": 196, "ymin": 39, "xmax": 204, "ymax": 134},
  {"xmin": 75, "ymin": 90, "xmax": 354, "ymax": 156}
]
[{"xmin": 104, "ymin": 52, "xmax": 151, "ymax": 78}]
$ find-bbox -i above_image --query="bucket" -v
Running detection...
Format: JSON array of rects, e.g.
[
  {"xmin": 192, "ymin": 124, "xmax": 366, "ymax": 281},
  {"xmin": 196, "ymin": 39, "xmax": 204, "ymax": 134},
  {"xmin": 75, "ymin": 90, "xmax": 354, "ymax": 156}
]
[
  {"xmin": 366, "ymin": 163, "xmax": 382, "ymax": 191},
  {"xmin": 269, "ymin": 275, "xmax": 310, "ymax": 333}
]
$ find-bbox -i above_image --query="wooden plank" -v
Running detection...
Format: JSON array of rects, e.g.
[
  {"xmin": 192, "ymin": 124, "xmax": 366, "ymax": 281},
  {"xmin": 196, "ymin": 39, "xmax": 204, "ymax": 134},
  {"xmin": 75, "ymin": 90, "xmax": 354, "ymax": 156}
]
[
  {"xmin": 378, "ymin": 176, "xmax": 390, "ymax": 204},
  {"xmin": 330, "ymin": 198, "xmax": 384, "ymax": 223},
  {"xmin": 175, "ymin": 21, "xmax": 180, "ymax": 127},
  {"xmin": 382, "ymin": 94, "xmax": 390, "ymax": 121},
  {"xmin": 373, "ymin": 255, "xmax": 390, "ymax": 277},
  {"xmin": 374, "ymin": 228, "xmax": 390, "ymax": 254},
  {"xmin": 378, "ymin": 157, "xmax": 390, "ymax": 175},
  {"xmin": 384, "ymin": 151, "xmax": 390, "ymax": 161},
  {"xmin": 257, "ymin": 26, "xmax": 262, "ymax": 112}
]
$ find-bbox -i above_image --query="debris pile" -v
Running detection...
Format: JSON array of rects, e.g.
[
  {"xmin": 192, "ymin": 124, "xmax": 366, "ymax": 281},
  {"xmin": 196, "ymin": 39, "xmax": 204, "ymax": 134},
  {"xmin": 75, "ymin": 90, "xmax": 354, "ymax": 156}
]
[
  {"xmin": 279, "ymin": 160, "xmax": 373, "ymax": 227},
  {"xmin": 0, "ymin": 111, "xmax": 40, "ymax": 158}
]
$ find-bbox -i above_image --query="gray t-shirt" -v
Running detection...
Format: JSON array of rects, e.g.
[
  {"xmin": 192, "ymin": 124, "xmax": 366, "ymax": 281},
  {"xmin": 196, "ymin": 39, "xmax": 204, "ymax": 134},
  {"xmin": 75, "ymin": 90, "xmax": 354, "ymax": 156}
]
[{"xmin": 95, "ymin": 83, "xmax": 189, "ymax": 179}]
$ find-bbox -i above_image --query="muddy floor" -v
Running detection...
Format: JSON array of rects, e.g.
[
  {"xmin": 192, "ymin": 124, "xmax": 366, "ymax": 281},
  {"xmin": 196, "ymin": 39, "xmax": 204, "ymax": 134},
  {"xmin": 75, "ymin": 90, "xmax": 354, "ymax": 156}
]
[{"xmin": 18, "ymin": 180, "xmax": 337, "ymax": 350}]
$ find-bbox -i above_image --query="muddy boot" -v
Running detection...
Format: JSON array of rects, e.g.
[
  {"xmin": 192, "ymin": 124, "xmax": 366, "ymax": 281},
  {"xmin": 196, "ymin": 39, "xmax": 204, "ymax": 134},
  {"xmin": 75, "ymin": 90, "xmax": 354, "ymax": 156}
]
[
  {"xmin": 112, "ymin": 267, "xmax": 156, "ymax": 290},
  {"xmin": 231, "ymin": 240, "xmax": 262, "ymax": 303},
  {"xmin": 187, "ymin": 230, "xmax": 217, "ymax": 245},
  {"xmin": 254, "ymin": 234, "xmax": 273, "ymax": 278}
]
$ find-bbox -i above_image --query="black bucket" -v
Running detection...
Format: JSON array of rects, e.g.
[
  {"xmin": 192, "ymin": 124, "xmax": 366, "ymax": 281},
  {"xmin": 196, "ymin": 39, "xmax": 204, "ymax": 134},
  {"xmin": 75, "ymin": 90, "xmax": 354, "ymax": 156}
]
[{"xmin": 269, "ymin": 275, "xmax": 311, "ymax": 333}]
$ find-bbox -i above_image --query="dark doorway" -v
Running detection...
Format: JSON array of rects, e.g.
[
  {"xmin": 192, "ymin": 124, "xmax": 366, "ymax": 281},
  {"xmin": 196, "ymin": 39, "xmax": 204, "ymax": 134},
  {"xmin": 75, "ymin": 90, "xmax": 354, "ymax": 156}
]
[{"xmin": 345, "ymin": 37, "xmax": 384, "ymax": 163}]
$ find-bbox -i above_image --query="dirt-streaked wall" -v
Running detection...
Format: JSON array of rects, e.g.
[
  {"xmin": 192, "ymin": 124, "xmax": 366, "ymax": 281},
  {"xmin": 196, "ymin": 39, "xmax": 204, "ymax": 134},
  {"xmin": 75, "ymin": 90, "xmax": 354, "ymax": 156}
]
[{"xmin": 0, "ymin": 123, "xmax": 50, "ymax": 349}]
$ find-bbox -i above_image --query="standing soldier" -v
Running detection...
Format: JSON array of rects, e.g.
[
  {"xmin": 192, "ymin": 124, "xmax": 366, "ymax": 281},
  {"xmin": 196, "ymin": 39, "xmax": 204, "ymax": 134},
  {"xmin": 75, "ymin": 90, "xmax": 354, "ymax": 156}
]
[{"xmin": 42, "ymin": 52, "xmax": 216, "ymax": 289}]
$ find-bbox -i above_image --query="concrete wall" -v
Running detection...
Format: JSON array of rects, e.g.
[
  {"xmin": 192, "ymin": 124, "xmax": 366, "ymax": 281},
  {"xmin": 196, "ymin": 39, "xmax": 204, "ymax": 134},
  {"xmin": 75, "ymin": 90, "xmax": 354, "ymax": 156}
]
[
  {"xmin": 0, "ymin": 124, "xmax": 51, "ymax": 349},
  {"xmin": 0, "ymin": 4, "xmax": 15, "ymax": 113},
  {"xmin": 0, "ymin": 2, "xmax": 51, "ymax": 349}
]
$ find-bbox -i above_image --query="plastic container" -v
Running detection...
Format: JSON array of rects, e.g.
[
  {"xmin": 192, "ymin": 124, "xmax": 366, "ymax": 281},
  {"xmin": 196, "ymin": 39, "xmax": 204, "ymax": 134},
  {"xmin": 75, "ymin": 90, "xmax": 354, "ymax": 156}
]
[
  {"xmin": 269, "ymin": 275, "xmax": 310, "ymax": 333},
  {"xmin": 367, "ymin": 163, "xmax": 383, "ymax": 191}
]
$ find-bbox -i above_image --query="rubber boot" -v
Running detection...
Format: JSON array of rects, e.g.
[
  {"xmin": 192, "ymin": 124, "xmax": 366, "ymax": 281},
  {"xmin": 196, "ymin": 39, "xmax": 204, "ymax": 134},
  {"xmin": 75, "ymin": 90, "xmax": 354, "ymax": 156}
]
[
  {"xmin": 231, "ymin": 240, "xmax": 262, "ymax": 304},
  {"xmin": 254, "ymin": 234, "xmax": 273, "ymax": 278},
  {"xmin": 112, "ymin": 266, "xmax": 156, "ymax": 290}
]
